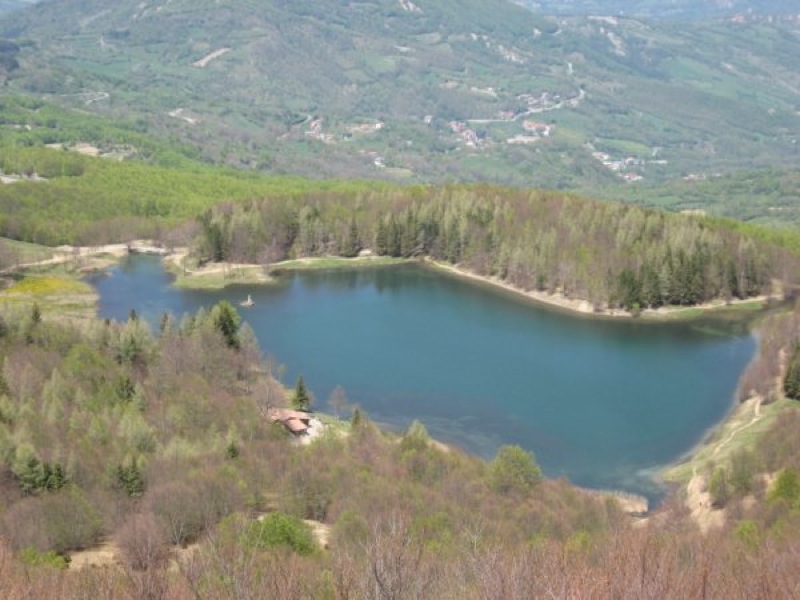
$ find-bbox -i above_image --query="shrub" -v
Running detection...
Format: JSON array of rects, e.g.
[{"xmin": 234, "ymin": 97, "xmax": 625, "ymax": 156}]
[
  {"xmin": 767, "ymin": 468, "xmax": 800, "ymax": 509},
  {"xmin": 144, "ymin": 481, "xmax": 208, "ymax": 547},
  {"xmin": 243, "ymin": 512, "xmax": 317, "ymax": 556},
  {"xmin": 488, "ymin": 445, "xmax": 542, "ymax": 495},
  {"xmin": 17, "ymin": 547, "xmax": 68, "ymax": 569},
  {"xmin": 115, "ymin": 512, "xmax": 170, "ymax": 571},
  {"xmin": 708, "ymin": 467, "xmax": 730, "ymax": 508}
]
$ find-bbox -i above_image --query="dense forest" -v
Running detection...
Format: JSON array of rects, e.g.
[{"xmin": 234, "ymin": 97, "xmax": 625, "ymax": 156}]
[
  {"xmin": 1, "ymin": 299, "xmax": 800, "ymax": 598},
  {"xmin": 191, "ymin": 187, "xmax": 800, "ymax": 310}
]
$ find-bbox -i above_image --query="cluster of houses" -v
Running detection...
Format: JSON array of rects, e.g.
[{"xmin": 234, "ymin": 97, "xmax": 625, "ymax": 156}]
[
  {"xmin": 507, "ymin": 120, "xmax": 554, "ymax": 145},
  {"xmin": 305, "ymin": 118, "xmax": 335, "ymax": 144},
  {"xmin": 588, "ymin": 150, "xmax": 670, "ymax": 183},
  {"xmin": 450, "ymin": 121, "xmax": 483, "ymax": 148}
]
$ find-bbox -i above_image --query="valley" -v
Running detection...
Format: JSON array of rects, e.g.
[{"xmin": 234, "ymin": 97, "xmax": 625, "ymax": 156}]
[
  {"xmin": 1, "ymin": 1, "xmax": 800, "ymax": 598},
  {"xmin": 0, "ymin": 1, "xmax": 797, "ymax": 193}
]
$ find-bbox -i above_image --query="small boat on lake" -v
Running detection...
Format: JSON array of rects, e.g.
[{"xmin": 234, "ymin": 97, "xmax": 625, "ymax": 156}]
[{"xmin": 240, "ymin": 294, "xmax": 255, "ymax": 308}]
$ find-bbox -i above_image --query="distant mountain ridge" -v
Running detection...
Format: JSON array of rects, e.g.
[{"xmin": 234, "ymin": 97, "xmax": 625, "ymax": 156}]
[
  {"xmin": 0, "ymin": 0, "xmax": 798, "ymax": 190},
  {"xmin": 0, "ymin": 0, "xmax": 37, "ymax": 17},
  {"xmin": 516, "ymin": 1, "xmax": 800, "ymax": 20}
]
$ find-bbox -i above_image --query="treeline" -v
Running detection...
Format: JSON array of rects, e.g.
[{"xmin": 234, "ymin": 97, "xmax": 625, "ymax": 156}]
[
  {"xmin": 193, "ymin": 186, "xmax": 800, "ymax": 309},
  {"xmin": 0, "ymin": 145, "xmax": 386, "ymax": 245},
  {"xmin": 2, "ymin": 129, "xmax": 799, "ymax": 310}
]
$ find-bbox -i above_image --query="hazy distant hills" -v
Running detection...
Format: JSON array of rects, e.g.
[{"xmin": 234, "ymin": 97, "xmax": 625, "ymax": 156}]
[
  {"xmin": 0, "ymin": 0, "xmax": 37, "ymax": 17},
  {"xmin": 516, "ymin": 1, "xmax": 800, "ymax": 19},
  {"xmin": 1, "ymin": 0, "xmax": 799, "ymax": 190}
]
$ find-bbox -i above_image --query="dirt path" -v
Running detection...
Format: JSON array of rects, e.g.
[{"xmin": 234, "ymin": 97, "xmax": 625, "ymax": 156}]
[
  {"xmin": 685, "ymin": 470, "xmax": 726, "ymax": 534},
  {"xmin": 711, "ymin": 396, "xmax": 763, "ymax": 458},
  {"xmin": 682, "ymin": 396, "xmax": 763, "ymax": 532}
]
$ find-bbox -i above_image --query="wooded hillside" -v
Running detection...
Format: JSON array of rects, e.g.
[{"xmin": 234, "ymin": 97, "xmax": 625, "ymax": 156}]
[
  {"xmin": 193, "ymin": 187, "xmax": 800, "ymax": 310},
  {"xmin": 0, "ymin": 299, "xmax": 800, "ymax": 598}
]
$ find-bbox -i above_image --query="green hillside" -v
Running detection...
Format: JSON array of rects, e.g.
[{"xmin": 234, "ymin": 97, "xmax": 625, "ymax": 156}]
[{"xmin": 0, "ymin": 0, "xmax": 798, "ymax": 190}]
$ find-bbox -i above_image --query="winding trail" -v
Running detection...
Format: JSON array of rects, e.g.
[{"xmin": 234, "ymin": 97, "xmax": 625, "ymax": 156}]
[{"xmin": 712, "ymin": 396, "xmax": 763, "ymax": 458}]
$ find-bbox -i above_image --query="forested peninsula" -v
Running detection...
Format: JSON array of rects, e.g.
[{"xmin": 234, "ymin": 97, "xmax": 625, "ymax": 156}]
[{"xmin": 191, "ymin": 188, "xmax": 800, "ymax": 312}]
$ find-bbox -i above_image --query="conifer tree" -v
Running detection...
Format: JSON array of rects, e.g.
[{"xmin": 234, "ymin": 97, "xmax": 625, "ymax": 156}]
[
  {"xmin": 212, "ymin": 301, "xmax": 241, "ymax": 350},
  {"xmin": 784, "ymin": 345, "xmax": 800, "ymax": 400},
  {"xmin": 375, "ymin": 219, "xmax": 388, "ymax": 255},
  {"xmin": 342, "ymin": 218, "xmax": 360, "ymax": 257},
  {"xmin": 292, "ymin": 375, "xmax": 311, "ymax": 411}
]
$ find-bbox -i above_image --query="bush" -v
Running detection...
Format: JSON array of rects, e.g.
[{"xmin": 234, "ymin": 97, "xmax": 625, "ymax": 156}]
[
  {"xmin": 17, "ymin": 547, "xmax": 69, "ymax": 569},
  {"xmin": 40, "ymin": 487, "xmax": 103, "ymax": 552},
  {"xmin": 768, "ymin": 468, "xmax": 800, "ymax": 509},
  {"xmin": 728, "ymin": 449, "xmax": 758, "ymax": 495},
  {"xmin": 144, "ymin": 481, "xmax": 208, "ymax": 547},
  {"xmin": 243, "ymin": 512, "xmax": 317, "ymax": 556},
  {"xmin": 708, "ymin": 467, "xmax": 730, "ymax": 508},
  {"xmin": 115, "ymin": 512, "xmax": 170, "ymax": 571},
  {"xmin": 488, "ymin": 445, "xmax": 542, "ymax": 495}
]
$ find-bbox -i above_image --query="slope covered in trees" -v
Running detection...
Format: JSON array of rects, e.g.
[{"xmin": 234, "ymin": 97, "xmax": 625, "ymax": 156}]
[
  {"xmin": 1, "ymin": 0, "xmax": 799, "ymax": 188},
  {"xmin": 192, "ymin": 186, "xmax": 800, "ymax": 310},
  {"xmin": 0, "ymin": 299, "xmax": 629, "ymax": 592},
  {"xmin": 2, "ymin": 134, "xmax": 798, "ymax": 310},
  {"xmin": 1, "ymin": 298, "xmax": 800, "ymax": 597}
]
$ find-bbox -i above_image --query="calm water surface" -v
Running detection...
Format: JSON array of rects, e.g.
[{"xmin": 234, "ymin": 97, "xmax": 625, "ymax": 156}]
[{"xmin": 92, "ymin": 256, "xmax": 756, "ymax": 502}]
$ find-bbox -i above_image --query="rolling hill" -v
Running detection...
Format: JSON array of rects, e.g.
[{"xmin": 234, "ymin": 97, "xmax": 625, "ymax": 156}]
[{"xmin": 0, "ymin": 0, "xmax": 798, "ymax": 192}]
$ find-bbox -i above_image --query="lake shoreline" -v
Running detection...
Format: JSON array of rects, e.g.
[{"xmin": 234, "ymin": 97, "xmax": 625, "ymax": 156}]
[
  {"xmin": 424, "ymin": 258, "xmax": 772, "ymax": 322},
  {"xmin": 162, "ymin": 251, "xmax": 413, "ymax": 289},
  {"xmin": 6, "ymin": 243, "xmax": 767, "ymax": 511},
  {"xmin": 159, "ymin": 249, "xmax": 774, "ymax": 322}
]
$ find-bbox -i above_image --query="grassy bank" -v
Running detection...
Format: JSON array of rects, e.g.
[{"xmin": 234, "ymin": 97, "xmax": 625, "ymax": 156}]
[
  {"xmin": 662, "ymin": 397, "xmax": 794, "ymax": 485},
  {"xmin": 269, "ymin": 256, "xmax": 411, "ymax": 272},
  {"xmin": 0, "ymin": 265, "xmax": 97, "ymax": 320},
  {"xmin": 163, "ymin": 255, "xmax": 410, "ymax": 290}
]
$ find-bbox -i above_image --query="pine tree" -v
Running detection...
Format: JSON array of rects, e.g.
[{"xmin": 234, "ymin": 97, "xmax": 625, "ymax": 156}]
[
  {"xmin": 292, "ymin": 375, "xmax": 312, "ymax": 411},
  {"xmin": 351, "ymin": 407, "xmax": 363, "ymax": 428},
  {"xmin": 225, "ymin": 440, "xmax": 240, "ymax": 460},
  {"xmin": 388, "ymin": 215, "xmax": 402, "ymax": 257},
  {"xmin": 116, "ymin": 461, "xmax": 145, "ymax": 497},
  {"xmin": 375, "ymin": 220, "xmax": 388, "ymax": 255},
  {"xmin": 213, "ymin": 301, "xmax": 241, "ymax": 350},
  {"xmin": 784, "ymin": 345, "xmax": 800, "ymax": 400},
  {"xmin": 342, "ymin": 218, "xmax": 360, "ymax": 257},
  {"xmin": 640, "ymin": 264, "xmax": 662, "ymax": 308},
  {"xmin": 47, "ymin": 463, "xmax": 67, "ymax": 491}
]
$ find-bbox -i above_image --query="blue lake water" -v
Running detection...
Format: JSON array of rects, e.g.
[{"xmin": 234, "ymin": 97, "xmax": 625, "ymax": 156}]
[{"xmin": 92, "ymin": 256, "xmax": 756, "ymax": 503}]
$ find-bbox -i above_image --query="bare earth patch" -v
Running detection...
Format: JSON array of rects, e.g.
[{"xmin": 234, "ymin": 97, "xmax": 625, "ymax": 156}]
[
  {"xmin": 193, "ymin": 48, "xmax": 231, "ymax": 68},
  {"xmin": 69, "ymin": 541, "xmax": 119, "ymax": 569}
]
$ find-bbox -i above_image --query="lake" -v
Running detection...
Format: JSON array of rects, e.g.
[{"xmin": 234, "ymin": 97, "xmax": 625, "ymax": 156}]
[{"xmin": 92, "ymin": 256, "xmax": 756, "ymax": 503}]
